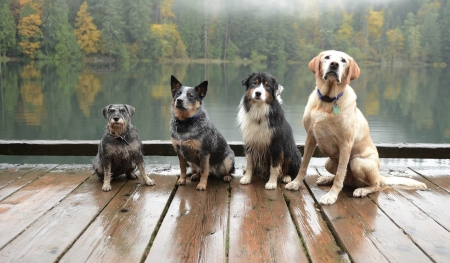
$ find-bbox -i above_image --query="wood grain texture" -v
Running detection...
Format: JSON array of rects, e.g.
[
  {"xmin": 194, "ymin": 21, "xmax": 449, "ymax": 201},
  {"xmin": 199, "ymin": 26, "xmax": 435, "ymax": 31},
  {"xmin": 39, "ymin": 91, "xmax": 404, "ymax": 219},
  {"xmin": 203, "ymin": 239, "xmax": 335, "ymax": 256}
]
[
  {"xmin": 60, "ymin": 175, "xmax": 177, "ymax": 263},
  {"xmin": 382, "ymin": 166, "xmax": 450, "ymax": 231},
  {"xmin": 284, "ymin": 167, "xmax": 350, "ymax": 263},
  {"xmin": 409, "ymin": 166, "xmax": 450, "ymax": 193},
  {"xmin": 308, "ymin": 167, "xmax": 431, "ymax": 263},
  {"xmin": 372, "ymin": 185, "xmax": 450, "ymax": 262},
  {"xmin": 0, "ymin": 174, "xmax": 127, "ymax": 263},
  {"xmin": 145, "ymin": 177, "xmax": 229, "ymax": 263},
  {"xmin": 0, "ymin": 164, "xmax": 37, "ymax": 188},
  {"xmin": 0, "ymin": 166, "xmax": 90, "ymax": 249},
  {"xmin": 0, "ymin": 164, "xmax": 58, "ymax": 201},
  {"xmin": 228, "ymin": 175, "xmax": 308, "ymax": 263}
]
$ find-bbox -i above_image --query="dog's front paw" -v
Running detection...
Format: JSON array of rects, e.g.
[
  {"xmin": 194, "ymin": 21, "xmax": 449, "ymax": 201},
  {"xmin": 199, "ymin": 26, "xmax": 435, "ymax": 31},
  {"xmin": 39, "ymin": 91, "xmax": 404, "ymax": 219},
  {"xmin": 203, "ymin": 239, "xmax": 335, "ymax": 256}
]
[
  {"xmin": 240, "ymin": 175, "xmax": 252, "ymax": 185},
  {"xmin": 285, "ymin": 181, "xmax": 301, "ymax": 191},
  {"xmin": 177, "ymin": 178, "xmax": 186, "ymax": 185},
  {"xmin": 102, "ymin": 183, "xmax": 112, "ymax": 192},
  {"xmin": 190, "ymin": 173, "xmax": 200, "ymax": 181},
  {"xmin": 145, "ymin": 177, "xmax": 156, "ymax": 186},
  {"xmin": 223, "ymin": 175, "xmax": 232, "ymax": 182},
  {"xmin": 417, "ymin": 182, "xmax": 427, "ymax": 189},
  {"xmin": 282, "ymin": 176, "xmax": 292, "ymax": 183},
  {"xmin": 196, "ymin": 183, "xmax": 207, "ymax": 190},
  {"xmin": 265, "ymin": 181, "xmax": 277, "ymax": 190},
  {"xmin": 319, "ymin": 193, "xmax": 338, "ymax": 205},
  {"xmin": 316, "ymin": 176, "xmax": 335, "ymax": 186},
  {"xmin": 353, "ymin": 188, "xmax": 369, "ymax": 197}
]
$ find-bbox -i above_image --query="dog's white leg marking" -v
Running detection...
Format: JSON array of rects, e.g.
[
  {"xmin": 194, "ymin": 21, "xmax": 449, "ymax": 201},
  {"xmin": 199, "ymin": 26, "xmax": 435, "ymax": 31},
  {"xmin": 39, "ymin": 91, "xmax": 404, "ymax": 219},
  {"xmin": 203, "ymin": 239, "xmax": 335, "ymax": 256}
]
[
  {"xmin": 102, "ymin": 162, "xmax": 112, "ymax": 192},
  {"xmin": 286, "ymin": 132, "xmax": 316, "ymax": 191},
  {"xmin": 137, "ymin": 163, "xmax": 155, "ymax": 186},
  {"xmin": 317, "ymin": 175, "xmax": 335, "ymax": 185},
  {"xmin": 282, "ymin": 175, "xmax": 292, "ymax": 183},
  {"xmin": 265, "ymin": 165, "xmax": 281, "ymax": 190},
  {"xmin": 177, "ymin": 153, "xmax": 187, "ymax": 185},
  {"xmin": 319, "ymin": 145, "xmax": 351, "ymax": 205},
  {"xmin": 196, "ymin": 154, "xmax": 210, "ymax": 190},
  {"xmin": 240, "ymin": 154, "xmax": 253, "ymax": 185},
  {"xmin": 353, "ymin": 185, "xmax": 381, "ymax": 197}
]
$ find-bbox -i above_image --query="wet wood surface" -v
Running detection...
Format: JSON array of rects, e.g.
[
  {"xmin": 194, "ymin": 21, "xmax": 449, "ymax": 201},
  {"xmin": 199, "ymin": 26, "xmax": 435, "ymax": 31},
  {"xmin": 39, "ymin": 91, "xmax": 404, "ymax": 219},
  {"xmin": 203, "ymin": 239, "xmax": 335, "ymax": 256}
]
[{"xmin": 0, "ymin": 161, "xmax": 449, "ymax": 262}]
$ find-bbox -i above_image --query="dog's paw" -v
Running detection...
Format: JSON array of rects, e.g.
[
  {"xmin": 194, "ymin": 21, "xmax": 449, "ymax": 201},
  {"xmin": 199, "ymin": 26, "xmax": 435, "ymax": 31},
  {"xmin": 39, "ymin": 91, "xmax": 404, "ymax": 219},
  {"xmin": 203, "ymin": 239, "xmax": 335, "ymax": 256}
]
[
  {"xmin": 127, "ymin": 173, "xmax": 138, "ymax": 180},
  {"xmin": 223, "ymin": 175, "xmax": 232, "ymax": 182},
  {"xmin": 316, "ymin": 176, "xmax": 335, "ymax": 186},
  {"xmin": 177, "ymin": 178, "xmax": 186, "ymax": 185},
  {"xmin": 102, "ymin": 184, "xmax": 112, "ymax": 192},
  {"xmin": 265, "ymin": 181, "xmax": 277, "ymax": 190},
  {"xmin": 282, "ymin": 176, "xmax": 292, "ymax": 183},
  {"xmin": 145, "ymin": 177, "xmax": 156, "ymax": 186},
  {"xmin": 196, "ymin": 183, "xmax": 207, "ymax": 190},
  {"xmin": 353, "ymin": 188, "xmax": 369, "ymax": 198},
  {"xmin": 416, "ymin": 182, "xmax": 427, "ymax": 189},
  {"xmin": 190, "ymin": 173, "xmax": 200, "ymax": 181},
  {"xmin": 240, "ymin": 176, "xmax": 252, "ymax": 185},
  {"xmin": 285, "ymin": 181, "xmax": 300, "ymax": 191},
  {"xmin": 319, "ymin": 193, "xmax": 338, "ymax": 205}
]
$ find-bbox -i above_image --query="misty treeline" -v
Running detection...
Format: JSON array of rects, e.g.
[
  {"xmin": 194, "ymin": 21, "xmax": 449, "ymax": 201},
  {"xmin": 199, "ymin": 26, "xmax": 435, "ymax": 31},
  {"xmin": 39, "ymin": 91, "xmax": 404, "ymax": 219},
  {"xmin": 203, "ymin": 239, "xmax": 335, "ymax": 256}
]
[{"xmin": 0, "ymin": 0, "xmax": 448, "ymax": 64}]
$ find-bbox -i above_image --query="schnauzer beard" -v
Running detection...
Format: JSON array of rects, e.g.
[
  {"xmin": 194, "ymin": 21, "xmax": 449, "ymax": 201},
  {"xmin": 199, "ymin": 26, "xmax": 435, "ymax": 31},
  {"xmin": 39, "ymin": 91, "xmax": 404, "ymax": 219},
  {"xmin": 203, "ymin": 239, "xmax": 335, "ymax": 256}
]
[{"xmin": 108, "ymin": 119, "xmax": 127, "ymax": 137}]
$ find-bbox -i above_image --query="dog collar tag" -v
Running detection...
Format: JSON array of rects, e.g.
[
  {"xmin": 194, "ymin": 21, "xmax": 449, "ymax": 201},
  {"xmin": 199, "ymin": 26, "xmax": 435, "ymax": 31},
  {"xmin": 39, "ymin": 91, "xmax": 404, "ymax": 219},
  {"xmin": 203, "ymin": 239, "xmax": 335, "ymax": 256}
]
[{"xmin": 333, "ymin": 104, "xmax": 340, "ymax": 115}]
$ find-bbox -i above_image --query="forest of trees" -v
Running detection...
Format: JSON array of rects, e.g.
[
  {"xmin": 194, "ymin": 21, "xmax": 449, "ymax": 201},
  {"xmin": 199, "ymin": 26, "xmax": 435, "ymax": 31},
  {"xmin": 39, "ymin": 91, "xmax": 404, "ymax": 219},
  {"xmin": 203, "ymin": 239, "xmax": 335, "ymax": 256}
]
[{"xmin": 0, "ymin": 0, "xmax": 449, "ymax": 64}]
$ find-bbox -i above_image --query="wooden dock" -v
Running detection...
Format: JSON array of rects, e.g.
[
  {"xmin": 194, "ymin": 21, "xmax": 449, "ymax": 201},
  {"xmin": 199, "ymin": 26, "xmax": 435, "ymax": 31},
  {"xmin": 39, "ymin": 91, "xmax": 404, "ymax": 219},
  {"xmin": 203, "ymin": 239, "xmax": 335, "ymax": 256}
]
[{"xmin": 0, "ymin": 160, "xmax": 449, "ymax": 263}]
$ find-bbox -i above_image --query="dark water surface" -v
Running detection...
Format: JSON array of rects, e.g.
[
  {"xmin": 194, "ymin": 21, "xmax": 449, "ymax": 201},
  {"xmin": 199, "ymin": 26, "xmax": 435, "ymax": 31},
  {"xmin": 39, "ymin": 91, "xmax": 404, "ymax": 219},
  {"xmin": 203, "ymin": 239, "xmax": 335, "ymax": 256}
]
[{"xmin": 1, "ymin": 61, "xmax": 449, "ymax": 164}]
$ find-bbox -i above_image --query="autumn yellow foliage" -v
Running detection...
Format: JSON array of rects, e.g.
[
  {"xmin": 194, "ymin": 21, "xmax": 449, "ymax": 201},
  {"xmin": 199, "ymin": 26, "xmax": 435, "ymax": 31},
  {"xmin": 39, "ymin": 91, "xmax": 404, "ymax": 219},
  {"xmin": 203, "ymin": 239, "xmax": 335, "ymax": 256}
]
[{"xmin": 74, "ymin": 1, "xmax": 101, "ymax": 54}]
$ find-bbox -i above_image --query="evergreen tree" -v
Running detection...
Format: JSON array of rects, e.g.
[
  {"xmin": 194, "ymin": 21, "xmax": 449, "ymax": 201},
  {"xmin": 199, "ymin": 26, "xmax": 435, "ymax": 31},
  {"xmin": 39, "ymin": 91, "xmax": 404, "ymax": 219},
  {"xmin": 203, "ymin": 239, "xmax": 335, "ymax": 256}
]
[
  {"xmin": 439, "ymin": 0, "xmax": 450, "ymax": 63},
  {"xmin": 0, "ymin": 4, "xmax": 16, "ymax": 57},
  {"xmin": 99, "ymin": 0, "xmax": 126, "ymax": 58},
  {"xmin": 124, "ymin": 0, "xmax": 153, "ymax": 58}
]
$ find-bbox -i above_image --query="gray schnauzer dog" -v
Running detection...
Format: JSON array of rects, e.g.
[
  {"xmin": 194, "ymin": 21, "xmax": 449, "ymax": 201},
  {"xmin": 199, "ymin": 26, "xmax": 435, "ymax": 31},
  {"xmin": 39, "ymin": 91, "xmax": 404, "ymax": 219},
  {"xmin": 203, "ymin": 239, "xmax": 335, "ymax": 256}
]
[{"xmin": 93, "ymin": 104, "xmax": 155, "ymax": 191}]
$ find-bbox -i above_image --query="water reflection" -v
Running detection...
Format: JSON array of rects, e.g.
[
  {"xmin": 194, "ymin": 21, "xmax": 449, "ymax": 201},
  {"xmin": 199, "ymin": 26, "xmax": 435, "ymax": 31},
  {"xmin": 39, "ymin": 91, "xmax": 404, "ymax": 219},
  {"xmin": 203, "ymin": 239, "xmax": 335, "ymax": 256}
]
[{"xmin": 1, "ymin": 61, "xmax": 449, "ymax": 145}]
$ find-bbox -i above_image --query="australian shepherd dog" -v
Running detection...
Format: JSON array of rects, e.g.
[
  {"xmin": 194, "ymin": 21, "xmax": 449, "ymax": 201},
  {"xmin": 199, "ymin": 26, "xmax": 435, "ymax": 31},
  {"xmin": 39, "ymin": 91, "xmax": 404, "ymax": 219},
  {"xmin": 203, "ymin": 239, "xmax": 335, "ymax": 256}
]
[{"xmin": 237, "ymin": 72, "xmax": 302, "ymax": 189}]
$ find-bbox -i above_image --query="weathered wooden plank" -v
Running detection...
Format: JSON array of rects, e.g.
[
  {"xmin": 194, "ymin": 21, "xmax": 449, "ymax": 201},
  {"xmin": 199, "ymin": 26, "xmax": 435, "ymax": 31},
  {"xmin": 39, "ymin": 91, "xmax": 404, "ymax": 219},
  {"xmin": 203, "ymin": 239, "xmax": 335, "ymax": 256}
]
[
  {"xmin": 228, "ymin": 174, "xmax": 308, "ymax": 263},
  {"xmin": 0, "ymin": 165, "xmax": 91, "ymax": 249},
  {"xmin": 60, "ymin": 175, "xmax": 177, "ymax": 263},
  {"xmin": 145, "ymin": 176, "xmax": 229, "ymax": 263},
  {"xmin": 409, "ymin": 166, "xmax": 450, "ymax": 193},
  {"xmin": 307, "ymin": 167, "xmax": 431, "ymax": 263},
  {"xmin": 0, "ymin": 164, "xmax": 58, "ymax": 202},
  {"xmin": 0, "ymin": 164, "xmax": 18, "ymax": 175},
  {"xmin": 371, "ymin": 185, "xmax": 450, "ymax": 262},
  {"xmin": 1, "ymin": 140, "xmax": 449, "ymax": 159},
  {"xmin": 0, "ymin": 164, "xmax": 37, "ymax": 188},
  {"xmin": 381, "ymin": 166, "xmax": 450, "ymax": 231},
  {"xmin": 283, "ymin": 167, "xmax": 349, "ymax": 263},
  {"xmin": 0, "ymin": 174, "xmax": 127, "ymax": 263}
]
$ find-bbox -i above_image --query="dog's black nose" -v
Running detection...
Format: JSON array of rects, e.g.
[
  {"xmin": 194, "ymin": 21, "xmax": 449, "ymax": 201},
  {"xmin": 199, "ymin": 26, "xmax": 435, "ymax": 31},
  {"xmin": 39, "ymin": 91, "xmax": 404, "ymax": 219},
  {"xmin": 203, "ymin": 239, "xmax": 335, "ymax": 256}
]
[
  {"xmin": 255, "ymin": 91, "xmax": 261, "ymax": 97},
  {"xmin": 330, "ymin": 62, "xmax": 339, "ymax": 69},
  {"xmin": 113, "ymin": 117, "xmax": 120, "ymax": 122}
]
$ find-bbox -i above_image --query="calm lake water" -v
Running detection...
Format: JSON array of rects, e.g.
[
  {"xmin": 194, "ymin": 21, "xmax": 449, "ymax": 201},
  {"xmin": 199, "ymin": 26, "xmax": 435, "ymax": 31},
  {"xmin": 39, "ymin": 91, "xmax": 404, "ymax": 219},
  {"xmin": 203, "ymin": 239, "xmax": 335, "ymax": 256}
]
[{"xmin": 1, "ymin": 61, "xmax": 449, "ymax": 164}]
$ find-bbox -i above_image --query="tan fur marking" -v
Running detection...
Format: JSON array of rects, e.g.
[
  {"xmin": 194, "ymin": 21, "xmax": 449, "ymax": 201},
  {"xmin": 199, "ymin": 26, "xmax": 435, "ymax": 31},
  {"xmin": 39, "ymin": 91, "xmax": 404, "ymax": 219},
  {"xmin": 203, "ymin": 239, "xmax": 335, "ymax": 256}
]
[
  {"xmin": 180, "ymin": 140, "xmax": 201, "ymax": 151},
  {"xmin": 172, "ymin": 101, "xmax": 200, "ymax": 121}
]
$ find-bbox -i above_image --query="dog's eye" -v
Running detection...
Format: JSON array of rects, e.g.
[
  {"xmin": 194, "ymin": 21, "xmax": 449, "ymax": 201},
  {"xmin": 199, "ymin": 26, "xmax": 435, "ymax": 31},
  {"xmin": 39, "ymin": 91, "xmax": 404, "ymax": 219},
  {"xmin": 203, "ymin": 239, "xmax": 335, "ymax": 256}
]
[
  {"xmin": 187, "ymin": 92, "xmax": 194, "ymax": 97},
  {"xmin": 120, "ymin": 109, "xmax": 125, "ymax": 113},
  {"xmin": 108, "ymin": 109, "xmax": 114, "ymax": 113},
  {"xmin": 324, "ymin": 56, "xmax": 330, "ymax": 59},
  {"xmin": 341, "ymin": 58, "xmax": 347, "ymax": 63}
]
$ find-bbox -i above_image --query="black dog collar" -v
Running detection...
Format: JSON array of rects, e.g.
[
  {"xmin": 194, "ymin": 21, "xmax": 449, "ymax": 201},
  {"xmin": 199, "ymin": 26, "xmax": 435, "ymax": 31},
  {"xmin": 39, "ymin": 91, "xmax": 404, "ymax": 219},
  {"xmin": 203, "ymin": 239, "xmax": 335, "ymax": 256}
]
[
  {"xmin": 175, "ymin": 112, "xmax": 201, "ymax": 124},
  {"xmin": 317, "ymin": 89, "xmax": 344, "ymax": 103},
  {"xmin": 109, "ymin": 130, "xmax": 130, "ymax": 146}
]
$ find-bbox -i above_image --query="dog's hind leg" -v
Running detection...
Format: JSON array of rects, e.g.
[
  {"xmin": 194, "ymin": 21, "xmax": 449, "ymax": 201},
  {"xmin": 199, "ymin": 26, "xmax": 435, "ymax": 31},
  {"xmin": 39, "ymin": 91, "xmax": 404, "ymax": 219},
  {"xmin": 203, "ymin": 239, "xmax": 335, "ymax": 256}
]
[
  {"xmin": 102, "ymin": 161, "xmax": 113, "ymax": 192},
  {"xmin": 196, "ymin": 154, "xmax": 210, "ymax": 190},
  {"xmin": 317, "ymin": 158, "xmax": 337, "ymax": 186},
  {"xmin": 349, "ymin": 156, "xmax": 382, "ymax": 198},
  {"xmin": 176, "ymin": 153, "xmax": 188, "ymax": 185},
  {"xmin": 240, "ymin": 154, "xmax": 253, "ymax": 185}
]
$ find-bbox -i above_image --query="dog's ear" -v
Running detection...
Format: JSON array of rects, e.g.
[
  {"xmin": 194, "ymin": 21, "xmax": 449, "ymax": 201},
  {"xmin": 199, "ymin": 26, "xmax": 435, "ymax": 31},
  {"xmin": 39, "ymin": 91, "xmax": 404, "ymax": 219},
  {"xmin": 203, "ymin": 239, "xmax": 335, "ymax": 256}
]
[
  {"xmin": 241, "ymin": 72, "xmax": 258, "ymax": 87},
  {"xmin": 195, "ymin": 81, "xmax": 208, "ymax": 98},
  {"xmin": 275, "ymin": 84, "xmax": 284, "ymax": 97},
  {"xmin": 102, "ymin": 105, "xmax": 111, "ymax": 119},
  {"xmin": 171, "ymin": 75, "xmax": 182, "ymax": 95},
  {"xmin": 124, "ymin": 104, "xmax": 135, "ymax": 117},
  {"xmin": 345, "ymin": 57, "xmax": 360, "ymax": 84},
  {"xmin": 308, "ymin": 53, "xmax": 323, "ymax": 79}
]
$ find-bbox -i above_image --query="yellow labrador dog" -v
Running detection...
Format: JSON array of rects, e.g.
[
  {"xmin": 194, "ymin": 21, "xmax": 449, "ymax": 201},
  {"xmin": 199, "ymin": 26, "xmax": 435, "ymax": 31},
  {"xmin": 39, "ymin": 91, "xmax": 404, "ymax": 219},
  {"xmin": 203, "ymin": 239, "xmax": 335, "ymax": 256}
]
[{"xmin": 285, "ymin": 50, "xmax": 426, "ymax": 205}]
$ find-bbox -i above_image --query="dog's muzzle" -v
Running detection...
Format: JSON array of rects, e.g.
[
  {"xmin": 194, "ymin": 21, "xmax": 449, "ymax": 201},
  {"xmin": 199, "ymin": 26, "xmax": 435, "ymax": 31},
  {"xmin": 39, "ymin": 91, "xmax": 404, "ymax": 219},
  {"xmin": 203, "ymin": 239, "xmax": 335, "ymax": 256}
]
[{"xmin": 175, "ymin": 99, "xmax": 186, "ymax": 110}]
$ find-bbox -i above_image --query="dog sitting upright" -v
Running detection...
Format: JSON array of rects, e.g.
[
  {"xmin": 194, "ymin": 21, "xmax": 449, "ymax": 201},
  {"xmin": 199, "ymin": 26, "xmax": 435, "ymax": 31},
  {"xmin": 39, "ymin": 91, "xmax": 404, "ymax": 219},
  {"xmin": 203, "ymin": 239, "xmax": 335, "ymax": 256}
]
[
  {"xmin": 237, "ymin": 72, "xmax": 302, "ymax": 190},
  {"xmin": 93, "ymin": 104, "xmax": 155, "ymax": 191},
  {"xmin": 170, "ymin": 75, "xmax": 235, "ymax": 190},
  {"xmin": 285, "ymin": 50, "xmax": 426, "ymax": 205}
]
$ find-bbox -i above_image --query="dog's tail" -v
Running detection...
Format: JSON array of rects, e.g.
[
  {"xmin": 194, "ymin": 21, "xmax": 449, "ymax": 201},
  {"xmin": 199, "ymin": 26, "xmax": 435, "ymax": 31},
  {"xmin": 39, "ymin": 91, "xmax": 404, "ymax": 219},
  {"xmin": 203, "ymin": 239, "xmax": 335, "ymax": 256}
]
[{"xmin": 379, "ymin": 175, "xmax": 427, "ymax": 189}]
